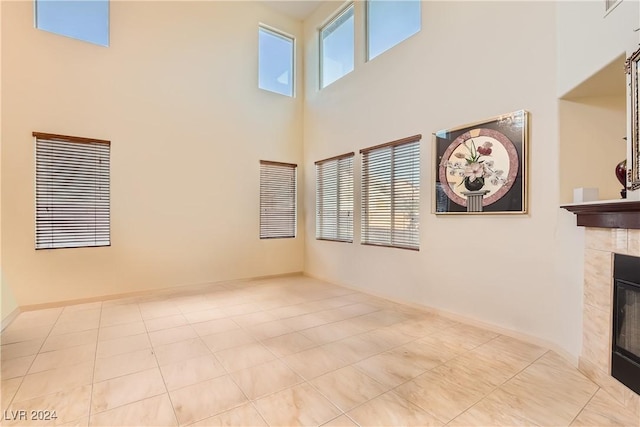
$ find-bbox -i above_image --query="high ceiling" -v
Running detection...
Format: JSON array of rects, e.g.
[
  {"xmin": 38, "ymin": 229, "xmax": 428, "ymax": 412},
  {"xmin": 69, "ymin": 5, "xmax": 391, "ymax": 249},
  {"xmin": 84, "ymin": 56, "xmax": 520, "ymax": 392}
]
[{"xmin": 262, "ymin": 0, "xmax": 323, "ymax": 20}]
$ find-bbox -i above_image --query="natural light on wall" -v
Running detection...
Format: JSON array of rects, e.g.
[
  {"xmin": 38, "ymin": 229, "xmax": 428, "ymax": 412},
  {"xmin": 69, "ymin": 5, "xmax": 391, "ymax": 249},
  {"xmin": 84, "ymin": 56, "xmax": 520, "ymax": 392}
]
[
  {"xmin": 367, "ymin": 0, "xmax": 420, "ymax": 61},
  {"xmin": 258, "ymin": 26, "xmax": 294, "ymax": 97},
  {"xmin": 35, "ymin": 0, "xmax": 110, "ymax": 46},
  {"xmin": 320, "ymin": 4, "xmax": 354, "ymax": 88}
]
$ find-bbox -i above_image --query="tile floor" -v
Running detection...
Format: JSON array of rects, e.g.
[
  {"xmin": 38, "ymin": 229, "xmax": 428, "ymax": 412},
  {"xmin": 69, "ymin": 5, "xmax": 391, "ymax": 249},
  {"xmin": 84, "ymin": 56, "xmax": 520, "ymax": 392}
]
[{"xmin": 1, "ymin": 275, "xmax": 638, "ymax": 426}]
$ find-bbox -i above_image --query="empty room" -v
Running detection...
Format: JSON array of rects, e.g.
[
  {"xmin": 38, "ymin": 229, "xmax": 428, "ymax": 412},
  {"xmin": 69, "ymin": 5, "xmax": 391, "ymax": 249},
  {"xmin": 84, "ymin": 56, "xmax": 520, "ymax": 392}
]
[{"xmin": 2, "ymin": 0, "xmax": 640, "ymax": 425}]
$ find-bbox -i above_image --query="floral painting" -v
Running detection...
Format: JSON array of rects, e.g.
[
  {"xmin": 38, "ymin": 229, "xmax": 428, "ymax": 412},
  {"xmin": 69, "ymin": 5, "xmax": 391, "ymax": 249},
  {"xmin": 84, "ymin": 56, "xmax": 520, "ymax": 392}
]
[{"xmin": 433, "ymin": 110, "xmax": 528, "ymax": 214}]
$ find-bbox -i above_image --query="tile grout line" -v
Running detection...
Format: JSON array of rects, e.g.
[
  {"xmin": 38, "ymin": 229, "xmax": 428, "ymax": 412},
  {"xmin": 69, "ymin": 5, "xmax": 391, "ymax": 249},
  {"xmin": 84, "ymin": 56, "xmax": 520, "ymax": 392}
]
[
  {"xmin": 453, "ymin": 347, "xmax": 552, "ymax": 427},
  {"xmin": 195, "ymin": 318, "xmax": 264, "ymax": 427},
  {"xmin": 88, "ymin": 304, "xmax": 166, "ymax": 423},
  {"xmin": 567, "ymin": 386, "xmax": 600, "ymax": 426},
  {"xmin": 212, "ymin": 307, "xmax": 362, "ymax": 426},
  {"xmin": 86, "ymin": 301, "xmax": 105, "ymax": 426},
  {"xmin": 269, "ymin": 310, "xmax": 450, "ymax": 422},
  {"xmin": 438, "ymin": 340, "xmax": 539, "ymax": 427},
  {"xmin": 135, "ymin": 302, "xmax": 181, "ymax": 427},
  {"xmin": 378, "ymin": 334, "xmax": 548, "ymax": 426},
  {"xmin": 149, "ymin": 307, "xmax": 265, "ymax": 426},
  {"xmin": 2, "ymin": 307, "xmax": 65, "ymax": 412},
  {"xmin": 3, "ymin": 278, "xmax": 604, "ymax": 427},
  {"xmin": 216, "ymin": 315, "xmax": 275, "ymax": 427},
  {"xmin": 274, "ymin": 352, "xmax": 347, "ymax": 425}
]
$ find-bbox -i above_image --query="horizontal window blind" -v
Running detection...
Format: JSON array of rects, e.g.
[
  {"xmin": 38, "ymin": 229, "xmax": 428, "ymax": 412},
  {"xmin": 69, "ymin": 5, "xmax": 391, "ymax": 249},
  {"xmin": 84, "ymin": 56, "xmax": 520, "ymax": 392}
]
[
  {"xmin": 34, "ymin": 132, "xmax": 110, "ymax": 249},
  {"xmin": 316, "ymin": 153, "xmax": 354, "ymax": 242},
  {"xmin": 361, "ymin": 135, "xmax": 421, "ymax": 250},
  {"xmin": 260, "ymin": 160, "xmax": 297, "ymax": 239}
]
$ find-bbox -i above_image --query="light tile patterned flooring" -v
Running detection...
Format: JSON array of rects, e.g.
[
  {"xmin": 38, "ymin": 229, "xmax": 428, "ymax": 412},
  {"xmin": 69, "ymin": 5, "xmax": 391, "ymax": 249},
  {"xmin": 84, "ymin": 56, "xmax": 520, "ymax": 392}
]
[{"xmin": 1, "ymin": 276, "xmax": 638, "ymax": 426}]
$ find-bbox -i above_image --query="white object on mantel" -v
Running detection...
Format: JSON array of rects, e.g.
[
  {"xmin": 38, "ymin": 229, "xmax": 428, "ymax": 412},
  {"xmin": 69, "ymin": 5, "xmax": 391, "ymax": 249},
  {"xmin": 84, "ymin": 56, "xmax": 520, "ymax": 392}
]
[
  {"xmin": 627, "ymin": 189, "xmax": 640, "ymax": 201},
  {"xmin": 573, "ymin": 187, "xmax": 599, "ymax": 203}
]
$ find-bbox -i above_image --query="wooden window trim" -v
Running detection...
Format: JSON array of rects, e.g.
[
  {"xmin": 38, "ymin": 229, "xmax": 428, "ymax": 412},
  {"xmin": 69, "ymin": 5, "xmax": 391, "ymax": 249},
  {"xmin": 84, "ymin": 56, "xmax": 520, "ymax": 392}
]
[
  {"xmin": 360, "ymin": 134, "xmax": 421, "ymax": 154},
  {"xmin": 259, "ymin": 160, "xmax": 297, "ymax": 168},
  {"xmin": 315, "ymin": 152, "xmax": 354, "ymax": 165},
  {"xmin": 33, "ymin": 132, "xmax": 110, "ymax": 146}
]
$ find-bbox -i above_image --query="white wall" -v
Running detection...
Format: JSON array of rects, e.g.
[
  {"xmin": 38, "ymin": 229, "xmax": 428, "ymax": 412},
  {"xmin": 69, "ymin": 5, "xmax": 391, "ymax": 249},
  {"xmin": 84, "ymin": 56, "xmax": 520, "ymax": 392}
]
[
  {"xmin": 559, "ymin": 96, "xmax": 627, "ymax": 203},
  {"xmin": 303, "ymin": 1, "xmax": 585, "ymax": 358},
  {"xmin": 557, "ymin": 0, "xmax": 639, "ymax": 97},
  {"xmin": 0, "ymin": 0, "xmax": 19, "ymax": 325},
  {"xmin": 556, "ymin": 1, "xmax": 637, "ymax": 201},
  {"xmin": 1, "ymin": 1, "xmax": 305, "ymax": 306}
]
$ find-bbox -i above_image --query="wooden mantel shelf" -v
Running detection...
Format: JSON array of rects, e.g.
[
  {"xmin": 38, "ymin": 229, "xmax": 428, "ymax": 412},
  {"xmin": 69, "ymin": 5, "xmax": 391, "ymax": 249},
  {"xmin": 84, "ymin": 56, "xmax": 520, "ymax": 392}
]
[{"xmin": 561, "ymin": 200, "xmax": 640, "ymax": 229}]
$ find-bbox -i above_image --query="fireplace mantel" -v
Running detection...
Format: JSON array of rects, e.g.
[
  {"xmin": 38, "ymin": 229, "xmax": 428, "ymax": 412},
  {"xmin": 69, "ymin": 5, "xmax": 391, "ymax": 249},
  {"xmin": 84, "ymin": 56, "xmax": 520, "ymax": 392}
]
[{"xmin": 562, "ymin": 200, "xmax": 640, "ymax": 229}]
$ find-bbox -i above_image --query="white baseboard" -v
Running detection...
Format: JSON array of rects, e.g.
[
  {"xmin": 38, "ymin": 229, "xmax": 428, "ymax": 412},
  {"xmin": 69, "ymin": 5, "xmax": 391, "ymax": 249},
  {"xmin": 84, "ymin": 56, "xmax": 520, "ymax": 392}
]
[
  {"xmin": 1, "ymin": 307, "xmax": 20, "ymax": 332},
  {"xmin": 303, "ymin": 271, "xmax": 579, "ymax": 367},
  {"xmin": 19, "ymin": 271, "xmax": 304, "ymax": 312}
]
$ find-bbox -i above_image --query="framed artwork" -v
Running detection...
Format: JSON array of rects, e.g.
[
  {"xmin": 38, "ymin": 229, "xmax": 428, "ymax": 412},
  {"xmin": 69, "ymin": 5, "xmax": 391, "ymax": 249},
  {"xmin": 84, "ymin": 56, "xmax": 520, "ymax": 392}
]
[
  {"xmin": 433, "ymin": 110, "xmax": 528, "ymax": 214},
  {"xmin": 626, "ymin": 47, "xmax": 640, "ymax": 191}
]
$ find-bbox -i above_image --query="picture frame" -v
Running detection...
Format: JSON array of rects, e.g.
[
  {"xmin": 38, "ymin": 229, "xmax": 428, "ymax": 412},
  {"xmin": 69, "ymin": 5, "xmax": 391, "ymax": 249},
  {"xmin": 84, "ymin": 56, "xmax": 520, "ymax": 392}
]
[
  {"xmin": 433, "ymin": 110, "xmax": 528, "ymax": 214},
  {"xmin": 626, "ymin": 47, "xmax": 640, "ymax": 191}
]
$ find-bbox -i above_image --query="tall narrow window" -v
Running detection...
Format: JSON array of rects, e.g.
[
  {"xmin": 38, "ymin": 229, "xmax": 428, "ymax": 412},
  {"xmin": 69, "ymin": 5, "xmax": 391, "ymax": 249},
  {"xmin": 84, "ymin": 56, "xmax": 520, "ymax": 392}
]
[
  {"xmin": 34, "ymin": 132, "xmax": 111, "ymax": 249},
  {"xmin": 260, "ymin": 161, "xmax": 297, "ymax": 239},
  {"xmin": 361, "ymin": 135, "xmax": 421, "ymax": 250},
  {"xmin": 320, "ymin": 4, "xmax": 355, "ymax": 88},
  {"xmin": 367, "ymin": 0, "xmax": 420, "ymax": 61},
  {"xmin": 259, "ymin": 26, "xmax": 294, "ymax": 97},
  {"xmin": 35, "ymin": 0, "xmax": 110, "ymax": 46},
  {"xmin": 316, "ymin": 153, "xmax": 354, "ymax": 242}
]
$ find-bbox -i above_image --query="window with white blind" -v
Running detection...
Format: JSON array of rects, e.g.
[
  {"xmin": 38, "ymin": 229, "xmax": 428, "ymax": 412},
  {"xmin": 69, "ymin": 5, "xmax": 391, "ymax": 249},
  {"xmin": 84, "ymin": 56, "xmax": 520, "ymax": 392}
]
[
  {"xmin": 260, "ymin": 160, "xmax": 297, "ymax": 239},
  {"xmin": 361, "ymin": 134, "xmax": 421, "ymax": 250},
  {"xmin": 34, "ymin": 132, "xmax": 110, "ymax": 249},
  {"xmin": 315, "ymin": 153, "xmax": 354, "ymax": 242}
]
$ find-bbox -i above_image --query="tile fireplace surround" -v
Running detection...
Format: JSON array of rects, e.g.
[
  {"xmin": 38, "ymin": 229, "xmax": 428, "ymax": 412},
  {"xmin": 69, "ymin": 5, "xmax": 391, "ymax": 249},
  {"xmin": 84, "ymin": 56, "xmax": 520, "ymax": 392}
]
[
  {"xmin": 562, "ymin": 200, "xmax": 640, "ymax": 418},
  {"xmin": 581, "ymin": 227, "xmax": 640, "ymax": 415}
]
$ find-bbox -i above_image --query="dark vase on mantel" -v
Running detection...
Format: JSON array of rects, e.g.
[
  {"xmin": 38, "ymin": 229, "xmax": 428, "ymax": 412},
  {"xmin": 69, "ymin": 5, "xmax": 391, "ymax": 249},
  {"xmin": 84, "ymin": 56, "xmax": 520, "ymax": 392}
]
[
  {"xmin": 463, "ymin": 177, "xmax": 485, "ymax": 191},
  {"xmin": 616, "ymin": 159, "xmax": 627, "ymax": 199}
]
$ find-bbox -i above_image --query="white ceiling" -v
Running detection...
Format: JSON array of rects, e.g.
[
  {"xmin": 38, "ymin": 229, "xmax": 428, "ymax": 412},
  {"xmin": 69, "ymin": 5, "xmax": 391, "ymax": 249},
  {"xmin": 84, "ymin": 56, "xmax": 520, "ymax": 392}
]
[{"xmin": 262, "ymin": 0, "xmax": 323, "ymax": 21}]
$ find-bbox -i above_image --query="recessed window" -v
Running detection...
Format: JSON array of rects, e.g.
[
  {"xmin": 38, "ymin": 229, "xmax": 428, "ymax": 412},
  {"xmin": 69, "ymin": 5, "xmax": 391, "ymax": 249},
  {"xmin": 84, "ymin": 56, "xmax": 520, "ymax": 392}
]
[
  {"xmin": 259, "ymin": 26, "xmax": 294, "ymax": 97},
  {"xmin": 361, "ymin": 135, "xmax": 421, "ymax": 250},
  {"xmin": 34, "ymin": 132, "xmax": 110, "ymax": 249},
  {"xmin": 260, "ymin": 161, "xmax": 297, "ymax": 239},
  {"xmin": 367, "ymin": 0, "xmax": 420, "ymax": 61},
  {"xmin": 320, "ymin": 4, "xmax": 355, "ymax": 88},
  {"xmin": 35, "ymin": 0, "xmax": 110, "ymax": 46},
  {"xmin": 316, "ymin": 153, "xmax": 354, "ymax": 242}
]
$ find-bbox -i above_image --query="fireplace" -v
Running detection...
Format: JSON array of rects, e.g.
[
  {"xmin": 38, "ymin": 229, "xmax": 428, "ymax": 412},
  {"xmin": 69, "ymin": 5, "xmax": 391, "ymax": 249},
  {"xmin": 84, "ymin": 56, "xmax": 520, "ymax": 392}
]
[{"xmin": 612, "ymin": 254, "xmax": 640, "ymax": 395}]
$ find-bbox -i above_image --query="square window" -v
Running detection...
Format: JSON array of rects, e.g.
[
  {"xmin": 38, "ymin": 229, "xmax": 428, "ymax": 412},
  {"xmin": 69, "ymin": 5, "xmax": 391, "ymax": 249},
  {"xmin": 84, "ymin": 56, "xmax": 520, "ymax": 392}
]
[
  {"xmin": 367, "ymin": 0, "xmax": 420, "ymax": 61},
  {"xmin": 320, "ymin": 4, "xmax": 355, "ymax": 88},
  {"xmin": 35, "ymin": 0, "xmax": 110, "ymax": 46},
  {"xmin": 259, "ymin": 26, "xmax": 294, "ymax": 97},
  {"xmin": 34, "ymin": 132, "xmax": 111, "ymax": 249}
]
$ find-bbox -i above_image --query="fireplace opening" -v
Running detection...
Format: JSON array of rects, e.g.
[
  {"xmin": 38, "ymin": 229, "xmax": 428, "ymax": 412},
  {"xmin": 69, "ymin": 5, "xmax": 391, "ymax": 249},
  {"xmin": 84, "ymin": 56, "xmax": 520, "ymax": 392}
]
[{"xmin": 612, "ymin": 254, "xmax": 640, "ymax": 395}]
